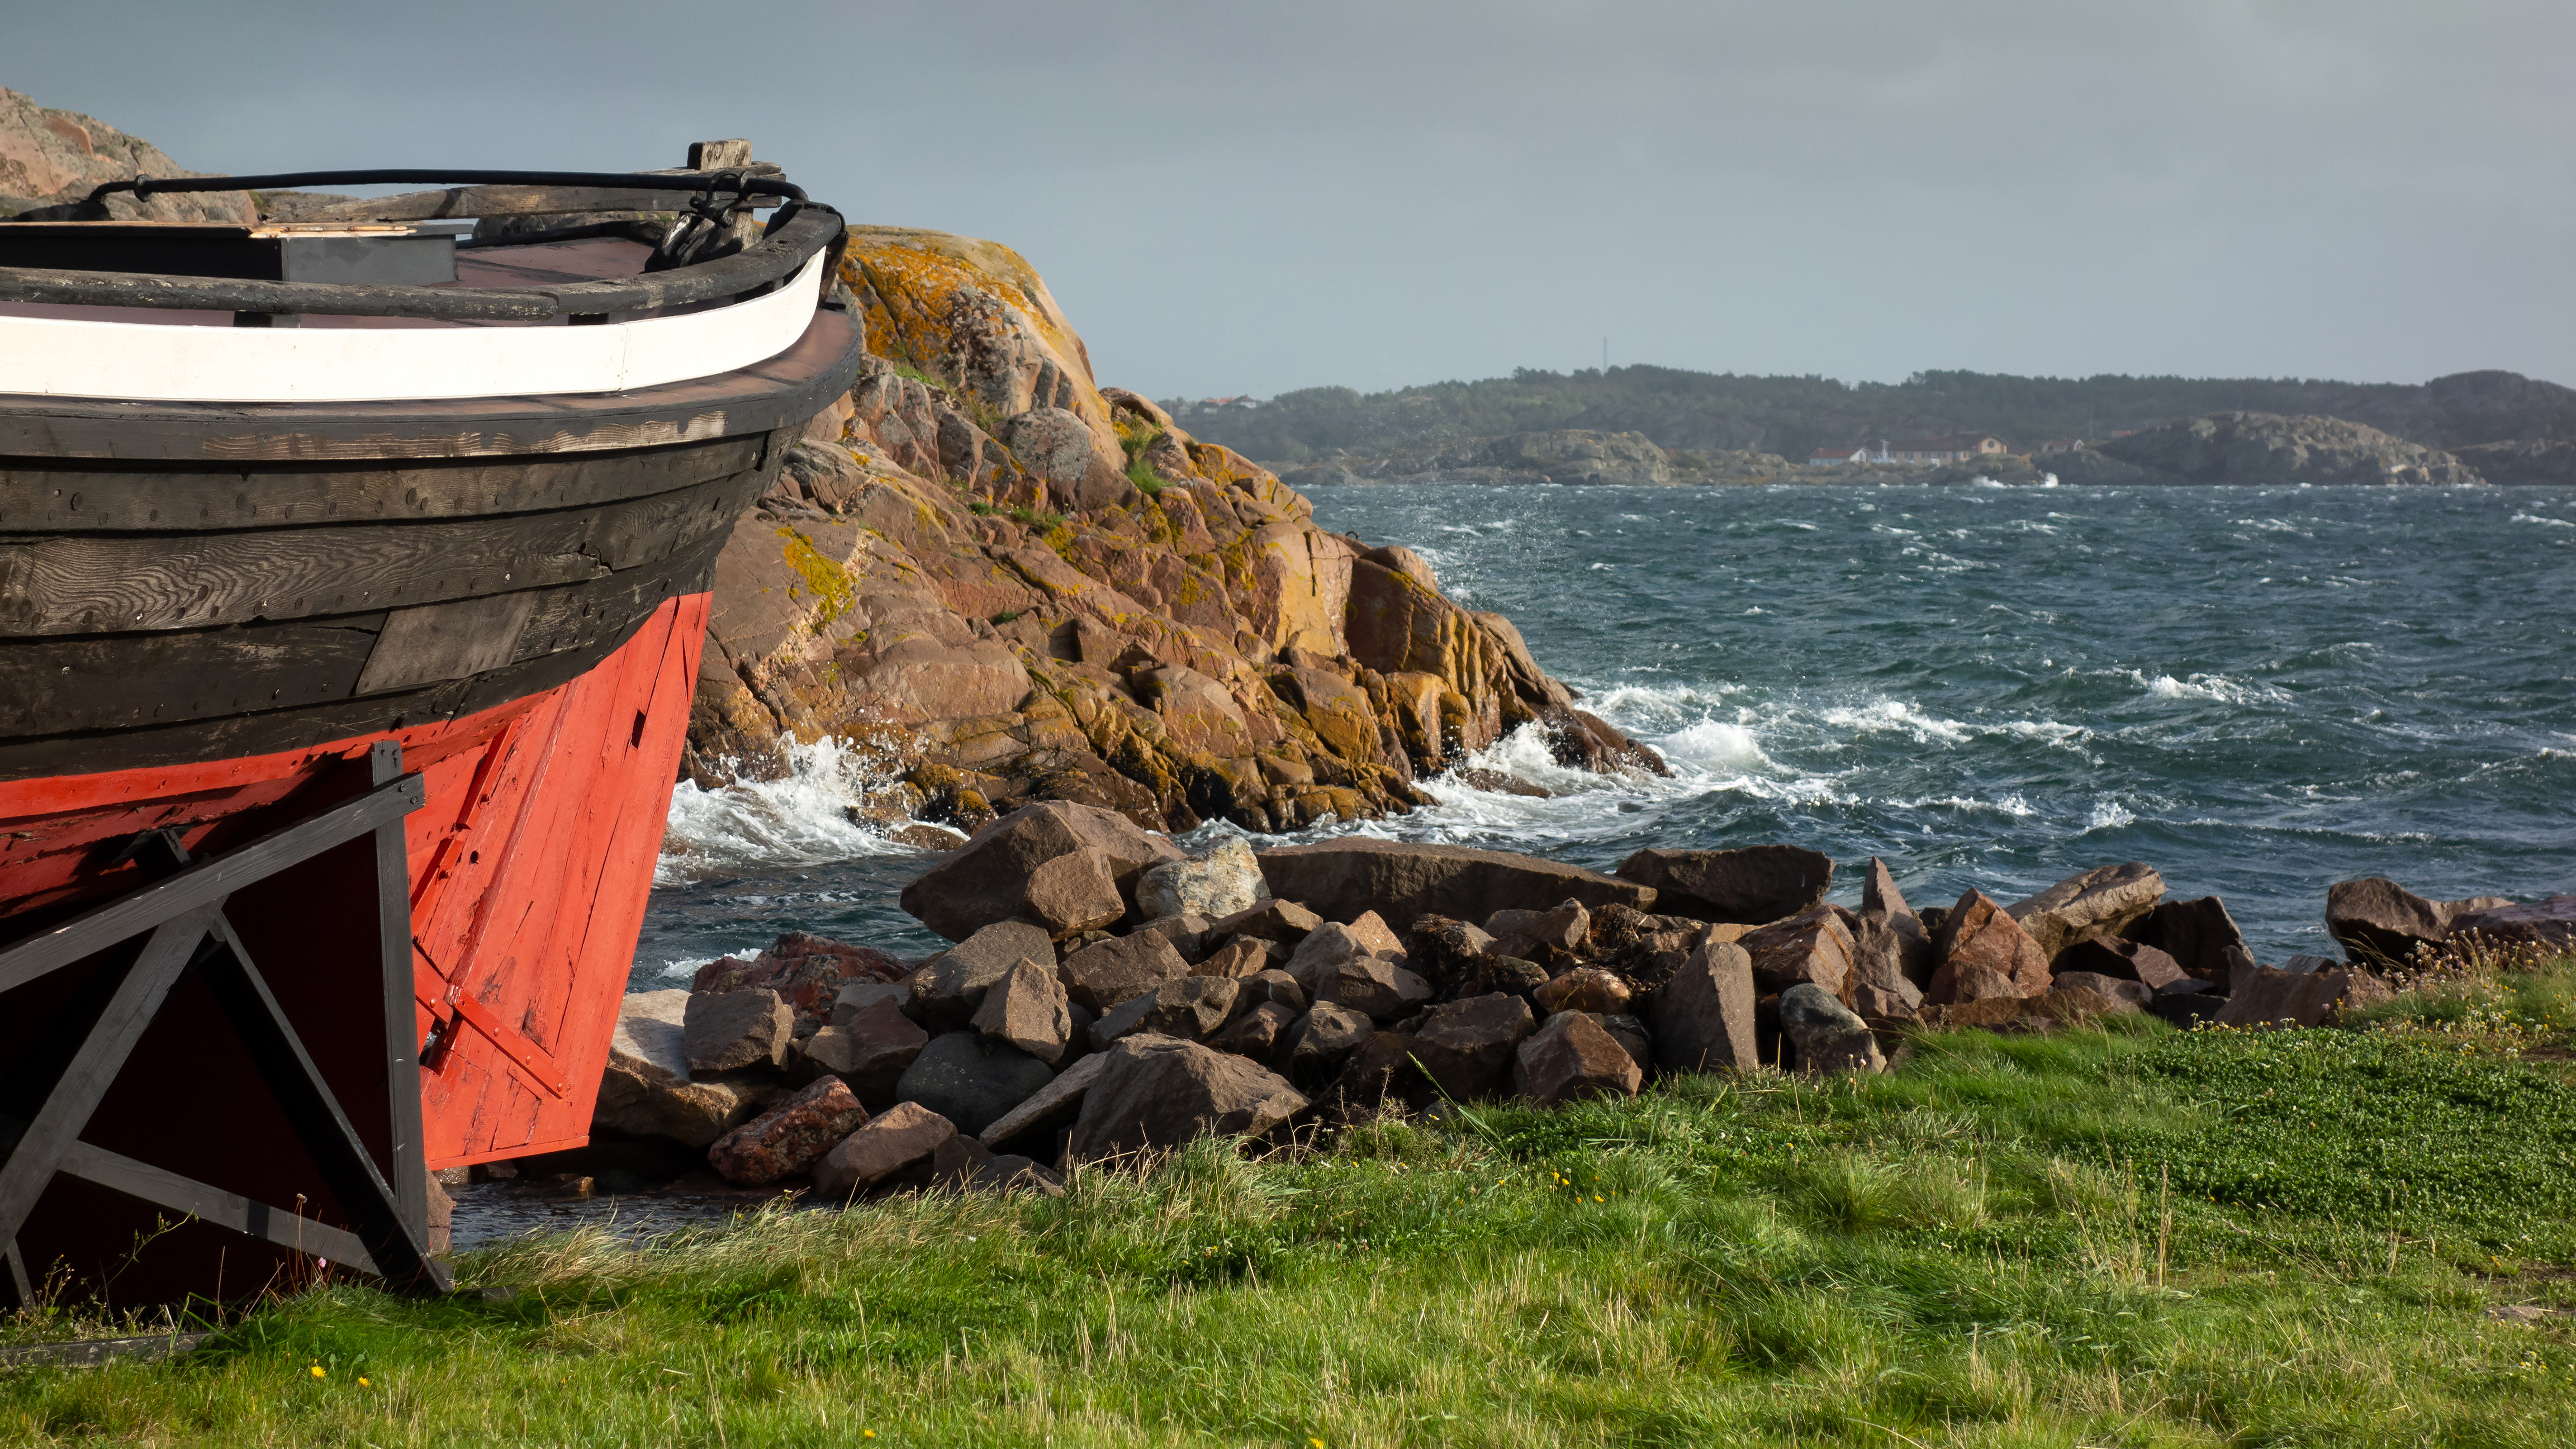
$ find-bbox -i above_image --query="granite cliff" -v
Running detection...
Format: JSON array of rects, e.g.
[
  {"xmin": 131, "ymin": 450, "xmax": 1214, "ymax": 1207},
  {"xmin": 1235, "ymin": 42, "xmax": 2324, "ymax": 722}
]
[
  {"xmin": 0, "ymin": 88, "xmax": 254, "ymax": 222},
  {"xmin": 2049, "ymin": 412, "xmax": 2484, "ymax": 488},
  {"xmin": 685, "ymin": 228, "xmax": 1663, "ymax": 836}
]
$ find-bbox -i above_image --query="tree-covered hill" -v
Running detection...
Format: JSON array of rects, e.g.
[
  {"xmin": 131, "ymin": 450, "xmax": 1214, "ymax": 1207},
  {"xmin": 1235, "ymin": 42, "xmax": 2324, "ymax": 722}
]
[{"xmin": 1172, "ymin": 366, "xmax": 2576, "ymax": 467}]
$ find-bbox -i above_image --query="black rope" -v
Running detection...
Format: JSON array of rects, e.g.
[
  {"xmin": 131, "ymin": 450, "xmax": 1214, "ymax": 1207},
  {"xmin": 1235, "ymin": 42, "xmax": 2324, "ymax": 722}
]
[{"xmin": 80, "ymin": 167, "xmax": 807, "ymax": 208}]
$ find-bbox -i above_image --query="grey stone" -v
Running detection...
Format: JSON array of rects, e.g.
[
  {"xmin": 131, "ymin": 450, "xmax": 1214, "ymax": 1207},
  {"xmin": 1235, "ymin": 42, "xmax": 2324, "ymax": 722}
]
[
  {"xmin": 1412, "ymin": 993, "xmax": 1536, "ymax": 1100},
  {"xmin": 2008, "ymin": 862, "xmax": 2166, "ymax": 961},
  {"xmin": 1209, "ymin": 898, "xmax": 1323, "ymax": 944},
  {"xmin": 593, "ymin": 990, "xmax": 769, "ymax": 1148},
  {"xmin": 1135, "ymin": 837, "xmax": 1268, "ymax": 922},
  {"xmin": 1133, "ymin": 912, "xmax": 1214, "ymax": 963},
  {"xmin": 1057, "ymin": 930, "xmax": 1193, "ymax": 1014},
  {"xmin": 1485, "ymin": 899, "xmax": 1590, "ymax": 965},
  {"xmin": 979, "ymin": 1049, "xmax": 1118, "ymax": 1152},
  {"xmin": 813, "ymin": 1102, "xmax": 955, "ymax": 1200},
  {"xmin": 838, "ymin": 997, "xmax": 931, "ymax": 1103},
  {"xmin": 2450, "ymin": 896, "xmax": 2576, "ymax": 951},
  {"xmin": 1208, "ymin": 1000, "xmax": 1299, "ymax": 1061},
  {"xmin": 1285, "ymin": 922, "xmax": 1373, "ymax": 996},
  {"xmin": 1236, "ymin": 968, "xmax": 1307, "ymax": 1013},
  {"xmin": 898, "ymin": 800, "xmax": 1184, "ymax": 942},
  {"xmin": 894, "ymin": 1031, "xmax": 1058, "ymax": 1137},
  {"xmin": 2325, "ymin": 877, "xmax": 2449, "ymax": 966},
  {"xmin": 1283, "ymin": 1001, "xmax": 1377, "ymax": 1086},
  {"xmin": 910, "ymin": 920, "xmax": 1055, "ymax": 1029},
  {"xmin": 1257, "ymin": 839, "xmax": 1654, "ymax": 935},
  {"xmin": 2049, "ymin": 971, "xmax": 2151, "ymax": 1010},
  {"xmin": 831, "ymin": 980, "xmax": 911, "ymax": 1028},
  {"xmin": 1654, "ymin": 935, "xmax": 1757, "ymax": 1075},
  {"xmin": 1092, "ymin": 975, "xmax": 1239, "ymax": 1049},
  {"xmin": 1317, "ymin": 954, "xmax": 1434, "ymax": 1021},
  {"xmin": 683, "ymin": 989, "xmax": 792, "ymax": 1074},
  {"xmin": 1612, "ymin": 844, "xmax": 1833, "ymax": 925},
  {"xmin": 1778, "ymin": 982, "xmax": 1884, "ymax": 1075},
  {"xmin": 1067, "ymin": 1036, "xmax": 1309, "ymax": 1163}
]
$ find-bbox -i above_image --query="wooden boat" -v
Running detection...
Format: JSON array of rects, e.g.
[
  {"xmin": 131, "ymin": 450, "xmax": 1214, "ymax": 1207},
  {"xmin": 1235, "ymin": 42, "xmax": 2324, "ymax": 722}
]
[{"xmin": 0, "ymin": 158, "xmax": 859, "ymax": 1301}]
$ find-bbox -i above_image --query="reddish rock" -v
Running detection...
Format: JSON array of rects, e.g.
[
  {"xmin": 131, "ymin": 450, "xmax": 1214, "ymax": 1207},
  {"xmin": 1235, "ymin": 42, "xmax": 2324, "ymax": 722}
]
[
  {"xmin": 2049, "ymin": 972, "xmax": 2149, "ymax": 1010},
  {"xmin": 1531, "ymin": 966, "xmax": 1632, "ymax": 1017},
  {"xmin": 1403, "ymin": 914, "xmax": 1498, "ymax": 988},
  {"xmin": 1235, "ymin": 968, "xmax": 1307, "ymax": 1012},
  {"xmin": 911, "ymin": 920, "xmax": 1056, "ymax": 1029},
  {"xmin": 1486, "ymin": 900, "xmax": 1590, "ymax": 965},
  {"xmin": 2052, "ymin": 935, "xmax": 2191, "ymax": 992},
  {"xmin": 1612, "ymin": 845, "xmax": 1833, "ymax": 925},
  {"xmin": 1344, "ymin": 910, "xmax": 1407, "ymax": 962},
  {"xmin": 1021, "ymin": 849, "xmax": 1128, "ymax": 940},
  {"xmin": 2216, "ymin": 965, "xmax": 2395, "ymax": 1029},
  {"xmin": 2005, "ymin": 862, "xmax": 2165, "ymax": 961},
  {"xmin": 1208, "ymin": 1000, "xmax": 1299, "ymax": 1061},
  {"xmin": 1317, "ymin": 954, "xmax": 1434, "ymax": 1021},
  {"xmin": 1091, "ymin": 975, "xmax": 1241, "ymax": 1047},
  {"xmin": 898, "ymin": 801, "xmax": 1184, "ymax": 942},
  {"xmin": 1282, "ymin": 1001, "xmax": 1377, "ymax": 1085},
  {"xmin": 1193, "ymin": 936, "xmax": 1271, "ymax": 979},
  {"xmin": 1654, "ymin": 935, "xmax": 1757, "ymax": 1075},
  {"xmin": 1067, "ymin": 1036, "xmax": 1309, "ymax": 1162},
  {"xmin": 1741, "ymin": 905, "xmax": 1856, "ymax": 1001},
  {"xmin": 1927, "ymin": 890, "xmax": 2052, "ymax": 1002},
  {"xmin": 1847, "ymin": 916, "xmax": 1925, "ymax": 1024},
  {"xmin": 814, "ymin": 1102, "xmax": 957, "ymax": 1201},
  {"xmin": 1132, "ymin": 912, "xmax": 1213, "ymax": 962},
  {"xmin": 1256, "ymin": 839, "xmax": 1654, "ymax": 935},
  {"xmin": 1211, "ymin": 898, "xmax": 1323, "ymax": 944},
  {"xmin": 1284, "ymin": 921, "xmax": 1376, "ymax": 996},
  {"xmin": 969, "ymin": 957, "xmax": 1074, "ymax": 1064},
  {"xmin": 979, "ymin": 1049, "xmax": 1118, "ymax": 1153},
  {"xmin": 2324, "ymin": 877, "xmax": 2452, "ymax": 965},
  {"xmin": 707, "ymin": 1077, "xmax": 870, "ymax": 1185},
  {"xmin": 1412, "ymin": 993, "xmax": 1536, "ymax": 1100},
  {"xmin": 2448, "ymin": 896, "xmax": 2576, "ymax": 951},
  {"xmin": 2125, "ymin": 895, "xmax": 2259, "ymax": 986},
  {"xmin": 1057, "ymin": 930, "xmax": 1192, "ymax": 1014},
  {"xmin": 1333, "ymin": 1030, "xmax": 1427, "ymax": 1110},
  {"xmin": 1512, "ymin": 1012, "xmax": 1642, "ymax": 1106}
]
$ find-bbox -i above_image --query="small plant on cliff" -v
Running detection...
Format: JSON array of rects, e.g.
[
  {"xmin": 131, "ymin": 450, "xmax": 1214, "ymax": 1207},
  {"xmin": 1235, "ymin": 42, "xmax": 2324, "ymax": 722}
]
[
  {"xmin": 1119, "ymin": 426, "xmax": 1173, "ymax": 496},
  {"xmin": 1005, "ymin": 505, "xmax": 1067, "ymax": 531}
]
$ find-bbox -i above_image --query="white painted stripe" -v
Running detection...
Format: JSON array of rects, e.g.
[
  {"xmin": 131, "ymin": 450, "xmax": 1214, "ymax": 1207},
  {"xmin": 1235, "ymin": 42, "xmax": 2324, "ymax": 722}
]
[{"xmin": 0, "ymin": 253, "xmax": 827, "ymax": 403}]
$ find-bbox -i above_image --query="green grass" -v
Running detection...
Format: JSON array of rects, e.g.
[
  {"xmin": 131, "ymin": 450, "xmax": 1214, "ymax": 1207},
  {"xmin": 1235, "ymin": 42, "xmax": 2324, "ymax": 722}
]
[{"xmin": 5, "ymin": 1019, "xmax": 2574, "ymax": 1445}]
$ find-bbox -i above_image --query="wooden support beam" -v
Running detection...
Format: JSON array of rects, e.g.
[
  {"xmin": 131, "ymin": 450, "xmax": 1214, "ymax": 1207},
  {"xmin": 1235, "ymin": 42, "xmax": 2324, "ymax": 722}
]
[
  {"xmin": 55, "ymin": 1141, "xmax": 376, "ymax": 1275},
  {"xmin": 367, "ymin": 743, "xmax": 430, "ymax": 1251}
]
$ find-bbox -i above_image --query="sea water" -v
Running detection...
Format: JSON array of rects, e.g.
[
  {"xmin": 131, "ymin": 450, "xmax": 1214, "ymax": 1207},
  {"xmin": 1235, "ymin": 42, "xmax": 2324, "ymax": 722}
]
[{"xmin": 640, "ymin": 483, "xmax": 2576, "ymax": 977}]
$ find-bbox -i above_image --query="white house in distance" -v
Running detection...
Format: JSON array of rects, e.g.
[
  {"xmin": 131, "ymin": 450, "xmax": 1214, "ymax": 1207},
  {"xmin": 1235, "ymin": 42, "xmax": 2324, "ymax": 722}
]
[{"xmin": 1808, "ymin": 432, "xmax": 2012, "ymax": 466}]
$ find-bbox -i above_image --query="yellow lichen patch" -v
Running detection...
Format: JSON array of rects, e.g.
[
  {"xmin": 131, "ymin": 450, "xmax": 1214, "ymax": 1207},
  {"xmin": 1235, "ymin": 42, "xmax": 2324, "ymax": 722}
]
[{"xmin": 776, "ymin": 526, "xmax": 857, "ymax": 632}]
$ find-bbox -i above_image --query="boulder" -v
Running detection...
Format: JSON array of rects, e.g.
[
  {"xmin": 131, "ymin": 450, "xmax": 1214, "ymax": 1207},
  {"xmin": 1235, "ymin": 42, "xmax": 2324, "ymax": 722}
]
[
  {"xmin": 1585, "ymin": 905, "xmax": 1723, "ymax": 989},
  {"xmin": 1256, "ymin": 839, "xmax": 1653, "ymax": 935},
  {"xmin": 683, "ymin": 989, "xmax": 793, "ymax": 1074},
  {"xmin": 909, "ymin": 920, "xmax": 1055, "ymax": 1029},
  {"xmin": 1778, "ymin": 983, "xmax": 1884, "ymax": 1075},
  {"xmin": 1317, "ymin": 955, "xmax": 1434, "ymax": 1021},
  {"xmin": 1740, "ymin": 905, "xmax": 1856, "ymax": 1001},
  {"xmin": 1193, "ymin": 936, "xmax": 1272, "ymax": 979},
  {"xmin": 1403, "ymin": 915, "xmax": 1498, "ymax": 988},
  {"xmin": 1067, "ymin": 1036, "xmax": 1309, "ymax": 1162},
  {"xmin": 593, "ymin": 991, "xmax": 768, "ymax": 1148},
  {"xmin": 1485, "ymin": 900, "xmax": 1589, "ymax": 965},
  {"xmin": 1447, "ymin": 953, "xmax": 1551, "ymax": 1003},
  {"xmin": 814, "ymin": 1102, "xmax": 957, "ymax": 1201},
  {"xmin": 1208, "ymin": 1000, "xmax": 1300, "ymax": 1061},
  {"xmin": 2047, "ymin": 972, "xmax": 2148, "ymax": 1011},
  {"xmin": 1135, "ymin": 836, "xmax": 1268, "ymax": 921},
  {"xmin": 2448, "ymin": 896, "xmax": 2576, "ymax": 951},
  {"xmin": 1284, "ymin": 922, "xmax": 1376, "ymax": 996},
  {"xmin": 705, "ymin": 1077, "xmax": 870, "ymax": 1186},
  {"xmin": 1056, "ymin": 930, "xmax": 1192, "ymax": 1014},
  {"xmin": 1132, "ymin": 913, "xmax": 1213, "ymax": 962},
  {"xmin": 2006, "ymin": 862, "xmax": 2164, "ymax": 961},
  {"xmin": 898, "ymin": 801, "xmax": 1184, "ymax": 942},
  {"xmin": 969, "ymin": 957, "xmax": 1074, "ymax": 1064},
  {"xmin": 831, "ymin": 980, "xmax": 911, "ymax": 1027},
  {"xmin": 1091, "ymin": 975, "xmax": 1240, "ymax": 1047},
  {"xmin": 1612, "ymin": 845, "xmax": 1833, "ymax": 925},
  {"xmin": 894, "ymin": 1032, "xmax": 1059, "ymax": 1136},
  {"xmin": 1595, "ymin": 1013, "xmax": 1653, "ymax": 1075},
  {"xmin": 979, "ymin": 1049, "xmax": 1117, "ymax": 1153},
  {"xmin": 1512, "ymin": 1012, "xmax": 1642, "ymax": 1107},
  {"xmin": 1927, "ymin": 890, "xmax": 2052, "ymax": 1002},
  {"xmin": 2052, "ymin": 935, "xmax": 2191, "ymax": 992},
  {"xmin": 1343, "ymin": 910, "xmax": 1407, "ymax": 962},
  {"xmin": 1333, "ymin": 1031, "xmax": 1428, "ymax": 1110},
  {"xmin": 1211, "ymin": 898, "xmax": 1322, "ymax": 944},
  {"xmin": 2324, "ymin": 877, "xmax": 2451, "ymax": 965},
  {"xmin": 1532, "ymin": 966, "xmax": 1632, "ymax": 1017},
  {"xmin": 1282, "ymin": 1001, "xmax": 1377, "ymax": 1085},
  {"xmin": 1236, "ymin": 968, "xmax": 1308, "ymax": 1012},
  {"xmin": 1019, "ymin": 849, "xmax": 1129, "ymax": 940},
  {"xmin": 1847, "ymin": 916, "xmax": 1925, "ymax": 1023},
  {"xmin": 836, "ymin": 997, "xmax": 932, "ymax": 1103},
  {"xmin": 2123, "ymin": 895, "xmax": 2260, "ymax": 987},
  {"xmin": 2215, "ymin": 965, "xmax": 2395, "ymax": 1029},
  {"xmin": 1411, "ymin": 993, "xmax": 1536, "ymax": 1100},
  {"xmin": 1858, "ymin": 857, "xmax": 1937, "ymax": 986},
  {"xmin": 1654, "ymin": 936, "xmax": 1758, "ymax": 1074}
]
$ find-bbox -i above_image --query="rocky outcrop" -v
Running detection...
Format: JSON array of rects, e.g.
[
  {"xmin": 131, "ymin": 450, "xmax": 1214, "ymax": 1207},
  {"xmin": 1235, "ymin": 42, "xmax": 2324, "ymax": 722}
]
[
  {"xmin": 2455, "ymin": 438, "xmax": 2576, "ymax": 488},
  {"xmin": 1, "ymin": 88, "xmax": 256, "ymax": 221},
  {"xmin": 683, "ymin": 227, "xmax": 1657, "ymax": 835},
  {"xmin": 2052, "ymin": 413, "xmax": 2484, "ymax": 488}
]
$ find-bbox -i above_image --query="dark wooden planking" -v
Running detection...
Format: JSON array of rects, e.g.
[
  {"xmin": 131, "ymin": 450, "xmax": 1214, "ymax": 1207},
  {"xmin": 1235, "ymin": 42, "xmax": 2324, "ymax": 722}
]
[
  {"xmin": 0, "ymin": 527, "xmax": 737, "ymax": 738},
  {"xmin": 0, "ymin": 207, "xmax": 839, "ymax": 322},
  {"xmin": 0, "ymin": 311, "xmax": 859, "ymax": 462},
  {"xmin": 0, "ymin": 432, "xmax": 767, "ymax": 531},
  {"xmin": 0, "ymin": 533, "xmax": 722, "ymax": 782},
  {"xmin": 286, "ymin": 184, "xmax": 706, "ymax": 224},
  {"xmin": 55, "ymin": 1141, "xmax": 375, "ymax": 1273},
  {"xmin": 354, "ymin": 593, "xmax": 539, "ymax": 696},
  {"xmin": 0, "ymin": 463, "xmax": 761, "ymax": 635}
]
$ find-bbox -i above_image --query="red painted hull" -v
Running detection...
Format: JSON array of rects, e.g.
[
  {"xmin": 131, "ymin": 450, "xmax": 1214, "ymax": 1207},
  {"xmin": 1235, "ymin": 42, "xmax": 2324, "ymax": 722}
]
[{"xmin": 0, "ymin": 595, "xmax": 708, "ymax": 1169}]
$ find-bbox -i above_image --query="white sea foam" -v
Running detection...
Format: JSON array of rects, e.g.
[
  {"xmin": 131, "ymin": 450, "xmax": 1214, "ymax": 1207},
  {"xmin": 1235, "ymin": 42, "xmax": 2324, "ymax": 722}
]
[
  {"xmin": 1822, "ymin": 699, "xmax": 1972, "ymax": 743},
  {"xmin": 2085, "ymin": 799, "xmax": 2137, "ymax": 831},
  {"xmin": 2128, "ymin": 670, "xmax": 2287, "ymax": 704},
  {"xmin": 2511, "ymin": 513, "xmax": 2576, "ymax": 528},
  {"xmin": 658, "ymin": 737, "xmax": 920, "ymax": 884}
]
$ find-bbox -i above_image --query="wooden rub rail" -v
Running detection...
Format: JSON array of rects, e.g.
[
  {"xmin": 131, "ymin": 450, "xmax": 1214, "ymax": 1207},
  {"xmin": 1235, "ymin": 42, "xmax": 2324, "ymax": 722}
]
[{"xmin": 0, "ymin": 741, "xmax": 444, "ymax": 1300}]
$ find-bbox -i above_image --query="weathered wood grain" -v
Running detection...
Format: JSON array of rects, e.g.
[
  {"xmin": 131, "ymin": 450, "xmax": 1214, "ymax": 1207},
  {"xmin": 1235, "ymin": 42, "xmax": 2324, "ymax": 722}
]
[
  {"xmin": 0, "ymin": 466, "xmax": 759, "ymax": 635},
  {"xmin": 356, "ymin": 593, "xmax": 539, "ymax": 695},
  {"xmin": 0, "ymin": 433, "xmax": 766, "ymax": 531}
]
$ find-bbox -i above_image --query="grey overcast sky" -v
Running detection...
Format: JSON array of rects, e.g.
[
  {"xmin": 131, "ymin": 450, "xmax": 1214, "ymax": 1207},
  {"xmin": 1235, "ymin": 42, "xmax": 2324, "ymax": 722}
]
[{"xmin": 11, "ymin": 2, "xmax": 2571, "ymax": 398}]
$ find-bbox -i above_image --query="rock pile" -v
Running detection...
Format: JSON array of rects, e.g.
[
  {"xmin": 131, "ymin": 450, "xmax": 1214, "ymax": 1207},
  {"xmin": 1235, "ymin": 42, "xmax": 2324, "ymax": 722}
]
[{"xmin": 599, "ymin": 807, "xmax": 2548, "ymax": 1200}]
